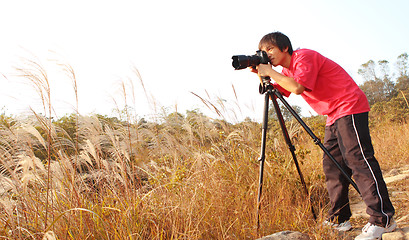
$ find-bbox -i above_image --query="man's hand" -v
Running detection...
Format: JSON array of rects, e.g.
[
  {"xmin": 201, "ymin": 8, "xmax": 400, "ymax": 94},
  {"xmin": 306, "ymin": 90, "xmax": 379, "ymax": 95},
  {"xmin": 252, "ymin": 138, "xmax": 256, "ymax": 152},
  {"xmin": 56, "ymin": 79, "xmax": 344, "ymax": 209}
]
[
  {"xmin": 249, "ymin": 66, "xmax": 258, "ymax": 74},
  {"xmin": 256, "ymin": 63, "xmax": 273, "ymax": 79},
  {"xmin": 250, "ymin": 63, "xmax": 305, "ymax": 95},
  {"xmin": 249, "ymin": 64, "xmax": 274, "ymax": 85}
]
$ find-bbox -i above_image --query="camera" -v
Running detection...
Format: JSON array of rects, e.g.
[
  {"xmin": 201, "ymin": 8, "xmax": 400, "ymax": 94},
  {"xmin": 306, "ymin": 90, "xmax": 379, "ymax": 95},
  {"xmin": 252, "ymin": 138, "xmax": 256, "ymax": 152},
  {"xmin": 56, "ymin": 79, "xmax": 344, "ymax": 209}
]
[{"xmin": 232, "ymin": 50, "xmax": 270, "ymax": 70}]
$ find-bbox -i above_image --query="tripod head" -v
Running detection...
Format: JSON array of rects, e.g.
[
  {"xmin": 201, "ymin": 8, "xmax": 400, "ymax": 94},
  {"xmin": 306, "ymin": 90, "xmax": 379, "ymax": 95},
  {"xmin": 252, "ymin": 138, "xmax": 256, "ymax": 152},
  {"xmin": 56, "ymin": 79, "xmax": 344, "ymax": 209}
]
[{"xmin": 259, "ymin": 78, "xmax": 274, "ymax": 94}]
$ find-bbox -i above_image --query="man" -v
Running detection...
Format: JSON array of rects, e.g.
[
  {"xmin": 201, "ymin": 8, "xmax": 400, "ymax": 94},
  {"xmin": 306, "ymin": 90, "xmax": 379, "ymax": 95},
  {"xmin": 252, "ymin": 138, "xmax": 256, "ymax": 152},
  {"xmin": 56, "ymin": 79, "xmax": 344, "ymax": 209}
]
[{"xmin": 252, "ymin": 31, "xmax": 396, "ymax": 240}]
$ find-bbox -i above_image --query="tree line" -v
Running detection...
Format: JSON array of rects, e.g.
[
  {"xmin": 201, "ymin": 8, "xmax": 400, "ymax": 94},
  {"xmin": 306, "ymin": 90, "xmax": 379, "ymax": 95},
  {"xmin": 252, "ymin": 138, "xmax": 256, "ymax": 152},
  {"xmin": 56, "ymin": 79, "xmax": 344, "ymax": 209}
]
[{"xmin": 358, "ymin": 53, "xmax": 409, "ymax": 106}]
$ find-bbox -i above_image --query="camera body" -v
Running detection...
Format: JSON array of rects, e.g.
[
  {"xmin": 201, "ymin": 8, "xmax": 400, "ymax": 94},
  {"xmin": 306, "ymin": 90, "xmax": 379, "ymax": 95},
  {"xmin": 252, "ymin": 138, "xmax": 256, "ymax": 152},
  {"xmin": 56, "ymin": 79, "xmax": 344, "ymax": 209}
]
[{"xmin": 232, "ymin": 50, "xmax": 270, "ymax": 70}]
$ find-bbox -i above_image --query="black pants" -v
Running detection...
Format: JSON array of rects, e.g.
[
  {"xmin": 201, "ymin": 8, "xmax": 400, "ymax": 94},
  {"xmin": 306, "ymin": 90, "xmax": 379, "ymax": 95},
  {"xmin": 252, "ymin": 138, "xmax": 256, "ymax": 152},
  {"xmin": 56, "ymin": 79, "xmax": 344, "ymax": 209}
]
[{"xmin": 323, "ymin": 112, "xmax": 395, "ymax": 227}]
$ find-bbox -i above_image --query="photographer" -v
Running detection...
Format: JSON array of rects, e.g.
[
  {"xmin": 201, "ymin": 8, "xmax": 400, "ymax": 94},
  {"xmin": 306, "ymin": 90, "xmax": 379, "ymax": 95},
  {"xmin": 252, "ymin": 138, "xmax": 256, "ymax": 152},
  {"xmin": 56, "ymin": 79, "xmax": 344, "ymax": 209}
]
[{"xmin": 252, "ymin": 32, "xmax": 396, "ymax": 240}]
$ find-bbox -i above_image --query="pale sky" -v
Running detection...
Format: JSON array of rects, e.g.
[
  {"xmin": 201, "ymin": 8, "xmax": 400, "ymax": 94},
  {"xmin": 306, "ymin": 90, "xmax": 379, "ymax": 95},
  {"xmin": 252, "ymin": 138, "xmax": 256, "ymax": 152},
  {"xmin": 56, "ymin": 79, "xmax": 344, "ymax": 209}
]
[{"xmin": 1, "ymin": 0, "xmax": 409, "ymax": 122}]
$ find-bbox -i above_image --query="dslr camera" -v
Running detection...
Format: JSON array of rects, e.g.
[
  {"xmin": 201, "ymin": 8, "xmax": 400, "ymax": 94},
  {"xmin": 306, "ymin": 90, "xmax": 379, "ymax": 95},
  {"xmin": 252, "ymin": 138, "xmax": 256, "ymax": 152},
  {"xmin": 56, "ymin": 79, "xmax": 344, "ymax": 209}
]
[{"xmin": 232, "ymin": 50, "xmax": 270, "ymax": 70}]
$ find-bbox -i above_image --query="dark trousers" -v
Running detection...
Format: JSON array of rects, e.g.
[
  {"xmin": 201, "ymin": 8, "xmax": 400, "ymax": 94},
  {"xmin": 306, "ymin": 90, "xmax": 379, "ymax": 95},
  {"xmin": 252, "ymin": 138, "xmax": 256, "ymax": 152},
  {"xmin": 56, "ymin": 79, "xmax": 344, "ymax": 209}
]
[{"xmin": 323, "ymin": 112, "xmax": 395, "ymax": 227}]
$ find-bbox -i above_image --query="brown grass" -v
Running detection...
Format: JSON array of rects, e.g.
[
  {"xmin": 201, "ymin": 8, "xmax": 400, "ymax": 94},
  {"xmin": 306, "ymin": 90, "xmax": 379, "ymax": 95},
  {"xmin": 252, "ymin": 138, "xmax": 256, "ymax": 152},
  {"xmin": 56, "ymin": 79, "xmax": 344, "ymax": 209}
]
[{"xmin": 0, "ymin": 60, "xmax": 408, "ymax": 239}]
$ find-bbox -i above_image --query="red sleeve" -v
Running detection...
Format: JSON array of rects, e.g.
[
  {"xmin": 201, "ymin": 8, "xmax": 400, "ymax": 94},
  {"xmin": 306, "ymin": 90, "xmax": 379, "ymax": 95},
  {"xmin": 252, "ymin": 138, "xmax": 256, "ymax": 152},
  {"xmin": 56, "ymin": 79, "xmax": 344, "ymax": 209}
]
[
  {"xmin": 272, "ymin": 82, "xmax": 291, "ymax": 97},
  {"xmin": 291, "ymin": 52, "xmax": 320, "ymax": 91}
]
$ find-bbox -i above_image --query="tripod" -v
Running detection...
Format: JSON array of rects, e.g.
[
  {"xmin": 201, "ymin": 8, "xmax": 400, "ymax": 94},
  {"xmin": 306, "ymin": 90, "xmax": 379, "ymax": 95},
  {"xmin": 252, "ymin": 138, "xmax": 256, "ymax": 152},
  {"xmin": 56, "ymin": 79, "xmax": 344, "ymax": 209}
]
[{"xmin": 256, "ymin": 79, "xmax": 360, "ymax": 231}]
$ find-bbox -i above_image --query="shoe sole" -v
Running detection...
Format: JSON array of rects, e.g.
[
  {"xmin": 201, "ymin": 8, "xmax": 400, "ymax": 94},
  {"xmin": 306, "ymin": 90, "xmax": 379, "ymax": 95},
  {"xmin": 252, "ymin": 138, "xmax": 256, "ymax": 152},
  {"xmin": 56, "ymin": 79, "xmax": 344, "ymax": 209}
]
[{"xmin": 385, "ymin": 221, "xmax": 397, "ymax": 233}]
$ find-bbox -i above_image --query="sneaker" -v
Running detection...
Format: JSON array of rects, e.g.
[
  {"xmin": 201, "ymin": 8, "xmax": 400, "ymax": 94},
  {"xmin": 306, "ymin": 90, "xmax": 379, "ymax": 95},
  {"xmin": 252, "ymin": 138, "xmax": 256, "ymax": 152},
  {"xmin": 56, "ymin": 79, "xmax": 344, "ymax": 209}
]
[
  {"xmin": 323, "ymin": 220, "xmax": 352, "ymax": 231},
  {"xmin": 355, "ymin": 219, "xmax": 397, "ymax": 240}
]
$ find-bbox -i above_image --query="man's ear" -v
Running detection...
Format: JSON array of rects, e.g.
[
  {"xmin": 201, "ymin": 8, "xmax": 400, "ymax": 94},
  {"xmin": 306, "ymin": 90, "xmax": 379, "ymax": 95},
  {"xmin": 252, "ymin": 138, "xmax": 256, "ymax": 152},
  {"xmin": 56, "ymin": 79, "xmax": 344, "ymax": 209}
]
[{"xmin": 283, "ymin": 47, "xmax": 289, "ymax": 53}]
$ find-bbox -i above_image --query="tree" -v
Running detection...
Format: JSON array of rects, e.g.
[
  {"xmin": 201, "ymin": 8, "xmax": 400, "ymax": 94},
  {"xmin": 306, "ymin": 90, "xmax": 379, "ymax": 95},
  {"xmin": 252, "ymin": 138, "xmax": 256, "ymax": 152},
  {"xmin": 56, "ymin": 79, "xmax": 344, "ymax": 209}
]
[
  {"xmin": 396, "ymin": 53, "xmax": 409, "ymax": 76},
  {"xmin": 268, "ymin": 102, "xmax": 302, "ymax": 122},
  {"xmin": 358, "ymin": 60, "xmax": 396, "ymax": 105},
  {"xmin": 378, "ymin": 60, "xmax": 397, "ymax": 100},
  {"xmin": 395, "ymin": 53, "xmax": 409, "ymax": 91},
  {"xmin": 358, "ymin": 60, "xmax": 377, "ymax": 82}
]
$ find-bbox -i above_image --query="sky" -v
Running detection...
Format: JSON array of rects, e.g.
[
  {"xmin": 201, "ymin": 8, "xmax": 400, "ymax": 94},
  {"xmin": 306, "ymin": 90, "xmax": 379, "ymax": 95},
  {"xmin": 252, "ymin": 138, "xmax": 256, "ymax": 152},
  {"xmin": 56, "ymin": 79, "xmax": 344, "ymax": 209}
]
[{"xmin": 1, "ymin": 0, "xmax": 409, "ymax": 122}]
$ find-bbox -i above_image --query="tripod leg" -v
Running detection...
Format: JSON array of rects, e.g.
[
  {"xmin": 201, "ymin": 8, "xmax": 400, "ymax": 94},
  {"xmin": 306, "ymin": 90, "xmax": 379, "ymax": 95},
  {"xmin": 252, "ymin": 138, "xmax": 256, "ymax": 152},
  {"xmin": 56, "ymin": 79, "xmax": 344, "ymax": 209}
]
[
  {"xmin": 270, "ymin": 94, "xmax": 317, "ymax": 220},
  {"xmin": 272, "ymin": 89, "xmax": 361, "ymax": 195},
  {"xmin": 256, "ymin": 90, "xmax": 269, "ymax": 232}
]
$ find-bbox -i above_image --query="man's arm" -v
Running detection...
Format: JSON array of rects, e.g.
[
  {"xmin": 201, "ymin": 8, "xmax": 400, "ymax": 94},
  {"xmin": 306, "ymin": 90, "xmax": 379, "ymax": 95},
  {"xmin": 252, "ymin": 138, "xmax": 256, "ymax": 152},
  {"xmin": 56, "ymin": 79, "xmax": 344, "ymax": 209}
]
[{"xmin": 257, "ymin": 64, "xmax": 305, "ymax": 95}]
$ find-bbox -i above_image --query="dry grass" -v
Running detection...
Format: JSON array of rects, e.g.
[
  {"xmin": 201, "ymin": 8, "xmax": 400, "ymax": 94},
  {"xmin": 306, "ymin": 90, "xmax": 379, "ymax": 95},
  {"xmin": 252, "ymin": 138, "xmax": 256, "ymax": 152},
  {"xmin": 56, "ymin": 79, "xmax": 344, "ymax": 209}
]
[{"xmin": 0, "ymin": 60, "xmax": 408, "ymax": 239}]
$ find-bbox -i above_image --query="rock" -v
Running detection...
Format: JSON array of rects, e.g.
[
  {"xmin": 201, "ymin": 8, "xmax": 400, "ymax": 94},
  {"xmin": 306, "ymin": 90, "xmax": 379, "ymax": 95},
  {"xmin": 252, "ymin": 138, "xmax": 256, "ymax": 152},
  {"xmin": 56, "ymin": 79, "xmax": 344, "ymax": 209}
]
[
  {"xmin": 382, "ymin": 227, "xmax": 409, "ymax": 240},
  {"xmin": 257, "ymin": 231, "xmax": 310, "ymax": 240},
  {"xmin": 402, "ymin": 227, "xmax": 409, "ymax": 238},
  {"xmin": 383, "ymin": 231, "xmax": 405, "ymax": 240},
  {"xmin": 384, "ymin": 172, "xmax": 409, "ymax": 184},
  {"xmin": 42, "ymin": 231, "xmax": 57, "ymax": 240}
]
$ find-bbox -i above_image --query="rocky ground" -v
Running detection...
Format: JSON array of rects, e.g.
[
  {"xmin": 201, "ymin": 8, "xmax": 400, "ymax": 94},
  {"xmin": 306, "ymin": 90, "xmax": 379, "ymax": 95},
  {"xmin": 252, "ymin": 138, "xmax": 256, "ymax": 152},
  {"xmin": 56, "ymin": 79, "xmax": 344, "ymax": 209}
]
[
  {"xmin": 258, "ymin": 164, "xmax": 409, "ymax": 240},
  {"xmin": 344, "ymin": 165, "xmax": 409, "ymax": 240}
]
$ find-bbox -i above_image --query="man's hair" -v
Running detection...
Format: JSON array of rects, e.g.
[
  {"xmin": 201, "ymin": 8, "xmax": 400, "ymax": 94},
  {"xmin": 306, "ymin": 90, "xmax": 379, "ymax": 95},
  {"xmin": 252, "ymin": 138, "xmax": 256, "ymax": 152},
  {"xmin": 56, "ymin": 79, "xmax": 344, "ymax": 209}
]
[{"xmin": 258, "ymin": 32, "xmax": 293, "ymax": 55}]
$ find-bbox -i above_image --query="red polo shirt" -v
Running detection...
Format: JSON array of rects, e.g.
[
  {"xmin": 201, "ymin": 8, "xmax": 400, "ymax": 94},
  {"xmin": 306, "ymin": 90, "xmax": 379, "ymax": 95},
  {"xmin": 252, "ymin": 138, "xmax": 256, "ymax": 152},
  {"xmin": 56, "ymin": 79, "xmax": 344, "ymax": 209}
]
[{"xmin": 278, "ymin": 49, "xmax": 370, "ymax": 126}]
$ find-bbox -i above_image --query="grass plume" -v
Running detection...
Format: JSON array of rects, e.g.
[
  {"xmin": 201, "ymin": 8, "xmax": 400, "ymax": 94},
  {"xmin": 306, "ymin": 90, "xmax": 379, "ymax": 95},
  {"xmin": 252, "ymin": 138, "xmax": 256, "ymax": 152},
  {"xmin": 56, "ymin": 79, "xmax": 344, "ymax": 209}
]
[{"xmin": 0, "ymin": 59, "xmax": 408, "ymax": 239}]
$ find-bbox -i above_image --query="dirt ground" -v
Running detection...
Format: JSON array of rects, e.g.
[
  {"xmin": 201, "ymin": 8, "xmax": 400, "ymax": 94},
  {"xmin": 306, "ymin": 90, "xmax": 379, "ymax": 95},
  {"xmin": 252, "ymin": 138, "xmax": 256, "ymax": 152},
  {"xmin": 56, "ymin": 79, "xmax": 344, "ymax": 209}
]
[{"xmin": 340, "ymin": 165, "xmax": 409, "ymax": 239}]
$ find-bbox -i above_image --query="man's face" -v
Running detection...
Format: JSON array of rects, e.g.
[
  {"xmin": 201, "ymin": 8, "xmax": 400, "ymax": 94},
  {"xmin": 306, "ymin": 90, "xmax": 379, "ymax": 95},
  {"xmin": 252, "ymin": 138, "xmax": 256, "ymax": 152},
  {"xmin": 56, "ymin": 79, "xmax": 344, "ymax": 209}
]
[{"xmin": 262, "ymin": 45, "xmax": 288, "ymax": 67}]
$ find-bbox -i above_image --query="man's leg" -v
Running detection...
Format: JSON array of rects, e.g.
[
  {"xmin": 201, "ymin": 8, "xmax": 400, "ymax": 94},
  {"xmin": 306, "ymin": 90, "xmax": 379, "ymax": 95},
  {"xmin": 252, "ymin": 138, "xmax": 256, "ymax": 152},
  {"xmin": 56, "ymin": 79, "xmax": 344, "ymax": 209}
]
[
  {"xmin": 323, "ymin": 123, "xmax": 353, "ymax": 223},
  {"xmin": 335, "ymin": 113, "xmax": 394, "ymax": 227}
]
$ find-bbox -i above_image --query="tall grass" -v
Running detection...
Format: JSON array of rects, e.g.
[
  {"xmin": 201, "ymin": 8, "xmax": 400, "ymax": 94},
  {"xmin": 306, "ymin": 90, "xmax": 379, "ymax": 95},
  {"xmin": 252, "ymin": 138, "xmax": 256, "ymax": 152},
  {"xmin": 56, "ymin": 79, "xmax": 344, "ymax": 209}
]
[{"xmin": 0, "ymin": 60, "xmax": 408, "ymax": 239}]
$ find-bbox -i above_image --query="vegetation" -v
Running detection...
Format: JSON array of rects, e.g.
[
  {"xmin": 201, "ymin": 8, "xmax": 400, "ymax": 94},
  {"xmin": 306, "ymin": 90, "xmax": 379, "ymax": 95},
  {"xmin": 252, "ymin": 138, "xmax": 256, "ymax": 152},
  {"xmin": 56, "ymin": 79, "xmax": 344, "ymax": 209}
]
[
  {"xmin": 0, "ymin": 53, "xmax": 408, "ymax": 239},
  {"xmin": 358, "ymin": 53, "xmax": 409, "ymax": 106}
]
